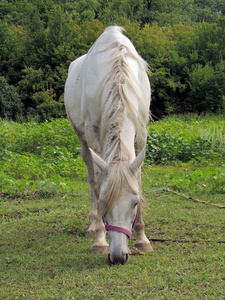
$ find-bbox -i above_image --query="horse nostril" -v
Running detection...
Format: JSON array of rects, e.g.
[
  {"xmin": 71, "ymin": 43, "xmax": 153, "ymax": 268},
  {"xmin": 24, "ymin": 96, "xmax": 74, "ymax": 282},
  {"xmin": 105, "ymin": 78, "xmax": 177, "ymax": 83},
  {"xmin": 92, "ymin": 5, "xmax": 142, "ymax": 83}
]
[
  {"xmin": 108, "ymin": 253, "xmax": 115, "ymax": 265},
  {"xmin": 108, "ymin": 252, "xmax": 129, "ymax": 265},
  {"xmin": 108, "ymin": 253, "xmax": 111, "ymax": 263},
  {"xmin": 122, "ymin": 253, "xmax": 129, "ymax": 265}
]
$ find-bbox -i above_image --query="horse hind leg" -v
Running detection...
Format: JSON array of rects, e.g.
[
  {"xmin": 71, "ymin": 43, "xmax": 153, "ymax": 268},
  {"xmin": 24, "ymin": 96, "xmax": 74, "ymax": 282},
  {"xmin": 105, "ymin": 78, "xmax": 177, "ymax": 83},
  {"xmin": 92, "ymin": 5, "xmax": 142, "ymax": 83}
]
[{"xmin": 80, "ymin": 139, "xmax": 98, "ymax": 236}]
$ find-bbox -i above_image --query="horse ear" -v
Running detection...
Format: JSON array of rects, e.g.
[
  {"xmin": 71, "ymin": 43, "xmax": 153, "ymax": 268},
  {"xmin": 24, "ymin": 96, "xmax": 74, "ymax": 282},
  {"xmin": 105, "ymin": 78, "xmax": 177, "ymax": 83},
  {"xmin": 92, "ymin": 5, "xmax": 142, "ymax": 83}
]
[
  {"xmin": 89, "ymin": 148, "xmax": 107, "ymax": 172},
  {"xmin": 130, "ymin": 147, "xmax": 146, "ymax": 174}
]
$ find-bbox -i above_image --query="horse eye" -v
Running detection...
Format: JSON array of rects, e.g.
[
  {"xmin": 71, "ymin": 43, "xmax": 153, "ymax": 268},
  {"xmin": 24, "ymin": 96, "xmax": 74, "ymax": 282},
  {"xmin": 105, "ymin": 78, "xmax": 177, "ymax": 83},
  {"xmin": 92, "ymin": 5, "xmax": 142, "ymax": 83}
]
[
  {"xmin": 131, "ymin": 195, "xmax": 140, "ymax": 208},
  {"xmin": 133, "ymin": 199, "xmax": 139, "ymax": 208}
]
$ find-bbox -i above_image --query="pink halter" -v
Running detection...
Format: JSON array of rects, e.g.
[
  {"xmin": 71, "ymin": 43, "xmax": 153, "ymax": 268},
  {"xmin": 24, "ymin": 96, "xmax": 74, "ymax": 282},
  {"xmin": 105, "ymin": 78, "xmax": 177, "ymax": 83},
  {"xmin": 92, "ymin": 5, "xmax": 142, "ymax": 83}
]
[{"xmin": 104, "ymin": 204, "xmax": 139, "ymax": 239}]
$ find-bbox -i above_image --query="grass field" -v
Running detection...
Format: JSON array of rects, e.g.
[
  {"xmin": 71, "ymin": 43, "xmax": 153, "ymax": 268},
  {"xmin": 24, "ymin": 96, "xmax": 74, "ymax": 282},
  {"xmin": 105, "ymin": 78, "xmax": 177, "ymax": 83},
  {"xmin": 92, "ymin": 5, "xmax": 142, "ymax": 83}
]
[{"xmin": 0, "ymin": 115, "xmax": 225, "ymax": 299}]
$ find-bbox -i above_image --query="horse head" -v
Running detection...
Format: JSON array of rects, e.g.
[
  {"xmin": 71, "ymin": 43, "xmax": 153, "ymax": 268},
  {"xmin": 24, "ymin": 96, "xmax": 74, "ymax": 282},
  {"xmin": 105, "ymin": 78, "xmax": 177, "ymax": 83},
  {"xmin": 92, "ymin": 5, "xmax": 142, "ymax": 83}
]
[{"xmin": 90, "ymin": 147, "xmax": 145, "ymax": 264}]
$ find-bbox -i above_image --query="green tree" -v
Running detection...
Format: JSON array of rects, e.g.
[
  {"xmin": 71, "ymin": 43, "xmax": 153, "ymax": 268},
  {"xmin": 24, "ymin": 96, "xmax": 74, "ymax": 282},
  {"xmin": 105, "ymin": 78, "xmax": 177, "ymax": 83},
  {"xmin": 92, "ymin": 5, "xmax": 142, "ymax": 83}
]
[
  {"xmin": 188, "ymin": 62, "xmax": 225, "ymax": 112},
  {"xmin": 0, "ymin": 76, "xmax": 24, "ymax": 121},
  {"xmin": 1, "ymin": 0, "xmax": 225, "ymax": 120},
  {"xmin": 0, "ymin": 21, "xmax": 28, "ymax": 83}
]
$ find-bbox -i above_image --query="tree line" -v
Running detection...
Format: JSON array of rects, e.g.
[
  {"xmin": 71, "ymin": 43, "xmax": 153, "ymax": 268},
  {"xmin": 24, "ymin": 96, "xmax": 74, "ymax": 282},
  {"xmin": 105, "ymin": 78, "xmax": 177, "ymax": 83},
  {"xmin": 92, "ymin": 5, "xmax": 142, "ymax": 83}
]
[{"xmin": 1, "ymin": 0, "xmax": 225, "ymax": 121}]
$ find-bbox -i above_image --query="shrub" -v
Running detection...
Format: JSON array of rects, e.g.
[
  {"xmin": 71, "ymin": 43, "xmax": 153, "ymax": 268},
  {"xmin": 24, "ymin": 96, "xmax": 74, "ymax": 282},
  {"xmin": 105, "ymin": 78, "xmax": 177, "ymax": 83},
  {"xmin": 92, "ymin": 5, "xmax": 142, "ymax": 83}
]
[
  {"xmin": 0, "ymin": 76, "xmax": 24, "ymax": 121},
  {"xmin": 1, "ymin": 119, "xmax": 80, "ymax": 156},
  {"xmin": 146, "ymin": 130, "xmax": 211, "ymax": 164},
  {"xmin": 188, "ymin": 63, "xmax": 225, "ymax": 113},
  {"xmin": 33, "ymin": 89, "xmax": 66, "ymax": 122}
]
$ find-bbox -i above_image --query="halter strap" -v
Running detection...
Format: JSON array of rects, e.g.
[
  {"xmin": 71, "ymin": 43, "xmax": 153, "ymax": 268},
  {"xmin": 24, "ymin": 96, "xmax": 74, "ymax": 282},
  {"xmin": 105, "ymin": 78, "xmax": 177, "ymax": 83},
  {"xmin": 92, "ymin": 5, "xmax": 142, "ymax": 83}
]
[
  {"xmin": 105, "ymin": 225, "xmax": 132, "ymax": 238},
  {"xmin": 104, "ymin": 204, "xmax": 139, "ymax": 239}
]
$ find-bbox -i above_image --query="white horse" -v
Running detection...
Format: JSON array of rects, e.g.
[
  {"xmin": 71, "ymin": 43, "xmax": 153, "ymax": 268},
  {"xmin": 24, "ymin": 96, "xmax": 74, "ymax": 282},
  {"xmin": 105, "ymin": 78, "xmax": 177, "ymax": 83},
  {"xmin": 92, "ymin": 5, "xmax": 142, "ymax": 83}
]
[{"xmin": 64, "ymin": 26, "xmax": 153, "ymax": 264}]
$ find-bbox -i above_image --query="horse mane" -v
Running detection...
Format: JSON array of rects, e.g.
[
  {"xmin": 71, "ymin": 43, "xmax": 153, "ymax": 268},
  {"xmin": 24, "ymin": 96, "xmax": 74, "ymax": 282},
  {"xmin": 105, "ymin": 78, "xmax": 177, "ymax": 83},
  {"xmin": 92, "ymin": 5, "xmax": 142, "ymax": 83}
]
[
  {"xmin": 95, "ymin": 27, "xmax": 149, "ymax": 161},
  {"xmin": 90, "ymin": 27, "xmax": 149, "ymax": 214}
]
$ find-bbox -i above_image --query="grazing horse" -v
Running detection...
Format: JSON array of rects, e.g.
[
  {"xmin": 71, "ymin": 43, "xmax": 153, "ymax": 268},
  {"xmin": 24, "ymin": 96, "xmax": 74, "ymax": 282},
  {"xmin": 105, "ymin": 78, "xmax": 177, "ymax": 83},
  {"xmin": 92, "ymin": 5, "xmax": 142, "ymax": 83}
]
[{"xmin": 64, "ymin": 26, "xmax": 153, "ymax": 264}]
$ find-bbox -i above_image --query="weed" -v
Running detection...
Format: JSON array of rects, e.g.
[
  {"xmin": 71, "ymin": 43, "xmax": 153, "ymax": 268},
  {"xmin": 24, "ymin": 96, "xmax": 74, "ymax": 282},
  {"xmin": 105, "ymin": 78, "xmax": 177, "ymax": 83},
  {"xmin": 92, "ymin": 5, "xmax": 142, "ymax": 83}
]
[{"xmin": 198, "ymin": 123, "xmax": 225, "ymax": 152}]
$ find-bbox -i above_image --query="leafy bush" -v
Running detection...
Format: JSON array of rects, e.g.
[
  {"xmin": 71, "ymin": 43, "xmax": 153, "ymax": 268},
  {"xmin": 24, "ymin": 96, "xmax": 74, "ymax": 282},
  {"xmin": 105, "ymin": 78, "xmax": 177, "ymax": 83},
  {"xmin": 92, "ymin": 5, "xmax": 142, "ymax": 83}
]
[
  {"xmin": 188, "ymin": 63, "xmax": 225, "ymax": 113},
  {"xmin": 0, "ymin": 119, "xmax": 86, "ymax": 196},
  {"xmin": 146, "ymin": 114, "xmax": 225, "ymax": 164},
  {"xmin": 1, "ymin": 119, "xmax": 80, "ymax": 156},
  {"xmin": 33, "ymin": 89, "xmax": 66, "ymax": 122},
  {"xmin": 146, "ymin": 130, "xmax": 211, "ymax": 164},
  {"xmin": 0, "ymin": 77, "xmax": 24, "ymax": 121}
]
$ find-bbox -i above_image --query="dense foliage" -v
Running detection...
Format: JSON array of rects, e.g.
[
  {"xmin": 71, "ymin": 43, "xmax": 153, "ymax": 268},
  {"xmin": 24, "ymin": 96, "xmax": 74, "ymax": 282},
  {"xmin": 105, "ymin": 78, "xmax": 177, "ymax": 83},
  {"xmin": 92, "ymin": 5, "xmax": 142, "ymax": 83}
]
[
  {"xmin": 146, "ymin": 115, "xmax": 225, "ymax": 164},
  {"xmin": 1, "ymin": 115, "xmax": 225, "ymax": 196},
  {"xmin": 1, "ymin": 0, "xmax": 225, "ymax": 120}
]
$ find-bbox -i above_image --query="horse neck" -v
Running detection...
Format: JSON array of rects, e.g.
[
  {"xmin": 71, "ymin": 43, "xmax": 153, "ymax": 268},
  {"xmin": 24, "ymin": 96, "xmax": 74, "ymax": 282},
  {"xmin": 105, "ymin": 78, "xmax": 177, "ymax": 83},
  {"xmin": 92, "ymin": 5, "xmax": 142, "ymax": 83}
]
[{"xmin": 99, "ymin": 43, "xmax": 141, "ymax": 164}]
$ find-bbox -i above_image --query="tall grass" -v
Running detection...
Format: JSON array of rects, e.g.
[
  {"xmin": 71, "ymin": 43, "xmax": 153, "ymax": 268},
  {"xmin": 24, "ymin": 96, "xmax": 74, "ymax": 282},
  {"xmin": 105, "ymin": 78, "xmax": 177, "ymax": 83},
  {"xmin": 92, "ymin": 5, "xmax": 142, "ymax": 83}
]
[{"xmin": 198, "ymin": 124, "xmax": 225, "ymax": 151}]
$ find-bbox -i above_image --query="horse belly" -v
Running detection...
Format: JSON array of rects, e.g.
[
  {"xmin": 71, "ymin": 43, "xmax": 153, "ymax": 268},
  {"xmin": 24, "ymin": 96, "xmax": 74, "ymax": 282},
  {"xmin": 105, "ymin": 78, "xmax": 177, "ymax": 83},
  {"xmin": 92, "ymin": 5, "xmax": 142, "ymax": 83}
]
[{"xmin": 64, "ymin": 55, "xmax": 87, "ymax": 130}]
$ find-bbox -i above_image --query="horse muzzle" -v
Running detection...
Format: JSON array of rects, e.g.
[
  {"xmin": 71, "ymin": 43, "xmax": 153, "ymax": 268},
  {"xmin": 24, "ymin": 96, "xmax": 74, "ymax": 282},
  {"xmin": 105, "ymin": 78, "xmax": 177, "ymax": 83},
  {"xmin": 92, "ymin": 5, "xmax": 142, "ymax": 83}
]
[
  {"xmin": 107, "ymin": 230, "xmax": 129, "ymax": 265},
  {"xmin": 108, "ymin": 252, "xmax": 129, "ymax": 265}
]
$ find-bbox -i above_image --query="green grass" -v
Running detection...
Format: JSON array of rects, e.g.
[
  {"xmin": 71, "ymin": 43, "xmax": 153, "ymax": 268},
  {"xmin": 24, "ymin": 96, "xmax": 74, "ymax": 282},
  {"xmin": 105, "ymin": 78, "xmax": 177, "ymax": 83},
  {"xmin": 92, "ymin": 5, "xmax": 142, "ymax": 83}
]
[{"xmin": 1, "ymin": 115, "xmax": 225, "ymax": 299}]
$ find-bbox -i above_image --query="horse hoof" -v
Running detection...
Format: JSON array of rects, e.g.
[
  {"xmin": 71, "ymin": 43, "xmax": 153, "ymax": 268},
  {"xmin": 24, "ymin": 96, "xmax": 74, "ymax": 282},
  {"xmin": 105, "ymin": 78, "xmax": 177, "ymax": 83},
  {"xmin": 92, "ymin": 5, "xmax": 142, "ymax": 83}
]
[
  {"xmin": 87, "ymin": 229, "xmax": 96, "ymax": 238},
  {"xmin": 92, "ymin": 243, "xmax": 109, "ymax": 254},
  {"xmin": 134, "ymin": 242, "xmax": 154, "ymax": 252}
]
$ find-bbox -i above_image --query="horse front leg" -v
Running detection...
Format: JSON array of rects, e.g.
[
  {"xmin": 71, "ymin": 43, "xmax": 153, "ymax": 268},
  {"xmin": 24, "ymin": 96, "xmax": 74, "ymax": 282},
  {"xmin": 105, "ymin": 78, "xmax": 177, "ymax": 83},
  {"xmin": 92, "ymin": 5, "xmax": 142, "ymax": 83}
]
[
  {"xmin": 92, "ymin": 202, "xmax": 109, "ymax": 254},
  {"xmin": 134, "ymin": 166, "xmax": 153, "ymax": 252},
  {"xmin": 134, "ymin": 205, "xmax": 153, "ymax": 252}
]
